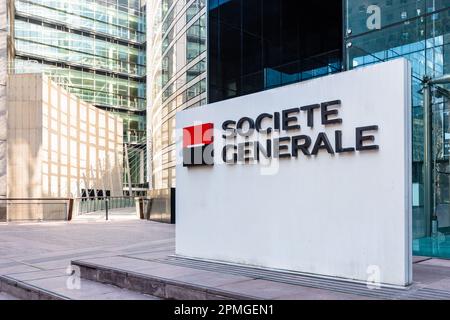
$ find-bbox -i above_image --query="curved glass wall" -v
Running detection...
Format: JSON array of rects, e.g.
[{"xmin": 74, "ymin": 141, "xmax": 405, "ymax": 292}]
[
  {"xmin": 14, "ymin": 0, "xmax": 145, "ymax": 42},
  {"xmin": 14, "ymin": 21, "xmax": 145, "ymax": 77},
  {"xmin": 11, "ymin": 0, "xmax": 147, "ymax": 186},
  {"xmin": 148, "ymin": 0, "xmax": 207, "ymax": 189},
  {"xmin": 344, "ymin": 0, "xmax": 450, "ymax": 258},
  {"xmin": 13, "ymin": 0, "xmax": 146, "ymax": 114}
]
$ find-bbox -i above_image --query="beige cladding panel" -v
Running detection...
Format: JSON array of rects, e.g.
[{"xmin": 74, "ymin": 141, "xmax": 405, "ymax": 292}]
[
  {"xmin": 6, "ymin": 74, "xmax": 124, "ymax": 221},
  {"xmin": 6, "ymin": 75, "xmax": 43, "ymax": 220}
]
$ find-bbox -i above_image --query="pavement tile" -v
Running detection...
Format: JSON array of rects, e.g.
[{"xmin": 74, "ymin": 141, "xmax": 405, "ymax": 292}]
[
  {"xmin": 23, "ymin": 276, "xmax": 160, "ymax": 300},
  {"xmin": 131, "ymin": 264, "xmax": 205, "ymax": 280},
  {"xmin": 217, "ymin": 279, "xmax": 316, "ymax": 299},
  {"xmin": 125, "ymin": 250, "xmax": 175, "ymax": 260},
  {"xmin": 0, "ymin": 264, "xmax": 41, "ymax": 276},
  {"xmin": 172, "ymin": 270, "xmax": 254, "ymax": 288},
  {"xmin": 425, "ymin": 277, "xmax": 450, "ymax": 291},
  {"xmin": 419, "ymin": 259, "xmax": 450, "ymax": 268},
  {"xmin": 0, "ymin": 292, "xmax": 19, "ymax": 300},
  {"xmin": 81, "ymin": 256, "xmax": 165, "ymax": 272},
  {"xmin": 30, "ymin": 260, "xmax": 77, "ymax": 271},
  {"xmin": 90, "ymin": 290, "xmax": 160, "ymax": 300},
  {"xmin": 275, "ymin": 286, "xmax": 375, "ymax": 300},
  {"xmin": 414, "ymin": 264, "xmax": 450, "ymax": 285},
  {"xmin": 27, "ymin": 277, "xmax": 119, "ymax": 299},
  {"xmin": 5, "ymin": 269, "xmax": 66, "ymax": 281}
]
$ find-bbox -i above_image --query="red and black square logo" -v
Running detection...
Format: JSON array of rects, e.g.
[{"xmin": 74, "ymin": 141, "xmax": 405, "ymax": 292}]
[{"xmin": 183, "ymin": 123, "xmax": 214, "ymax": 167}]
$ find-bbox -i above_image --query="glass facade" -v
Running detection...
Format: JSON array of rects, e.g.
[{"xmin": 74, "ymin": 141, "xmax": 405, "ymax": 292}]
[
  {"xmin": 11, "ymin": 0, "xmax": 147, "ymax": 187},
  {"xmin": 145, "ymin": 0, "xmax": 450, "ymax": 259},
  {"xmin": 147, "ymin": 0, "xmax": 207, "ymax": 189},
  {"xmin": 344, "ymin": 0, "xmax": 450, "ymax": 257},
  {"xmin": 208, "ymin": 0, "xmax": 343, "ymax": 103}
]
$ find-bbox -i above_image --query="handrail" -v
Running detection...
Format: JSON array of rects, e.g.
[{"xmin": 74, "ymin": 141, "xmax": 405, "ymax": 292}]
[
  {"xmin": 0, "ymin": 198, "xmax": 71, "ymax": 200},
  {"xmin": 75, "ymin": 196, "xmax": 137, "ymax": 217},
  {"xmin": 0, "ymin": 197, "xmax": 138, "ymax": 200},
  {"xmin": 0, "ymin": 196, "xmax": 138, "ymax": 222},
  {"xmin": 74, "ymin": 196, "xmax": 137, "ymax": 200}
]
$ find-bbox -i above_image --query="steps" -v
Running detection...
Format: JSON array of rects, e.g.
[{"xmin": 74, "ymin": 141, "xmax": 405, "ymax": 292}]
[
  {"xmin": 5, "ymin": 254, "xmax": 450, "ymax": 300},
  {"xmin": 0, "ymin": 291, "xmax": 20, "ymax": 300},
  {"xmin": 71, "ymin": 256, "xmax": 450, "ymax": 300},
  {"xmin": 72, "ymin": 259, "xmax": 255, "ymax": 300},
  {"xmin": 0, "ymin": 275, "xmax": 67, "ymax": 300},
  {"xmin": 0, "ymin": 270, "xmax": 159, "ymax": 300}
]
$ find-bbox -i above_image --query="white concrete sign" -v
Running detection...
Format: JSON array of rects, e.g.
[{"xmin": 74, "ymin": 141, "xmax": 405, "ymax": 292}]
[{"xmin": 176, "ymin": 59, "xmax": 412, "ymax": 287}]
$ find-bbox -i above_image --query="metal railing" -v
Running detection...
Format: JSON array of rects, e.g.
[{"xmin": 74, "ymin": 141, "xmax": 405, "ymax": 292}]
[
  {"xmin": 0, "ymin": 196, "xmax": 139, "ymax": 222},
  {"xmin": 76, "ymin": 196, "xmax": 135, "ymax": 215}
]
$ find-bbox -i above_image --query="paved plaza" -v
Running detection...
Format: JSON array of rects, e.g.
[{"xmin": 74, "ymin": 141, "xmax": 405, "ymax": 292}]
[
  {"xmin": 0, "ymin": 213, "xmax": 174, "ymax": 299},
  {"xmin": 1, "ymin": 216, "xmax": 450, "ymax": 299}
]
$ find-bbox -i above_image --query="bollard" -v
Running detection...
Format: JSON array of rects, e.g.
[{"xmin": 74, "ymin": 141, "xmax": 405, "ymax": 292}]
[
  {"xmin": 105, "ymin": 198, "xmax": 109, "ymax": 221},
  {"xmin": 135, "ymin": 197, "xmax": 144, "ymax": 219},
  {"xmin": 67, "ymin": 198, "xmax": 74, "ymax": 221}
]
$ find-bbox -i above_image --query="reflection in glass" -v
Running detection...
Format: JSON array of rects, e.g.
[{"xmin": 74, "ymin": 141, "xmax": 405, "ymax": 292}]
[{"xmin": 344, "ymin": 0, "xmax": 450, "ymax": 258}]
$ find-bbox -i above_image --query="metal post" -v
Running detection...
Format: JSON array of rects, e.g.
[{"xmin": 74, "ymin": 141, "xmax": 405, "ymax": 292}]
[
  {"xmin": 423, "ymin": 78, "xmax": 434, "ymax": 237},
  {"xmin": 105, "ymin": 198, "xmax": 109, "ymax": 221},
  {"xmin": 427, "ymin": 74, "xmax": 450, "ymax": 238},
  {"xmin": 67, "ymin": 198, "xmax": 74, "ymax": 221},
  {"xmin": 423, "ymin": 74, "xmax": 450, "ymax": 237},
  {"xmin": 138, "ymin": 197, "xmax": 144, "ymax": 219},
  {"xmin": 124, "ymin": 144, "xmax": 133, "ymax": 197}
]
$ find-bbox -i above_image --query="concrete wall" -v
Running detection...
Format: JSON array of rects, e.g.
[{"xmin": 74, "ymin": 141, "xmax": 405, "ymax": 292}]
[{"xmin": 7, "ymin": 74, "xmax": 124, "ymax": 220}]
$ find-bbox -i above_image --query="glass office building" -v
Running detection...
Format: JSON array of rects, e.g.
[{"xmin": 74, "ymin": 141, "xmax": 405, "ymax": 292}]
[
  {"xmin": 344, "ymin": 0, "xmax": 450, "ymax": 258},
  {"xmin": 208, "ymin": 0, "xmax": 343, "ymax": 103},
  {"xmin": 147, "ymin": 0, "xmax": 342, "ymax": 188},
  {"xmin": 10, "ymin": 0, "xmax": 147, "ymax": 188},
  {"xmin": 147, "ymin": 0, "xmax": 207, "ymax": 189},
  {"xmin": 145, "ymin": 0, "xmax": 450, "ymax": 259}
]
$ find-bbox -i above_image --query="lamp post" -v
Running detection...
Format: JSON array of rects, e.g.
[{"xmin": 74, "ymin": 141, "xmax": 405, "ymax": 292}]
[{"xmin": 422, "ymin": 74, "xmax": 450, "ymax": 237}]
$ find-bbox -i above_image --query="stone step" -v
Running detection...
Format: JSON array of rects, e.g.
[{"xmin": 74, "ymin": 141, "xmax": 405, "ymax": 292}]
[
  {"xmin": 0, "ymin": 270, "xmax": 160, "ymax": 300},
  {"xmin": 72, "ymin": 257, "xmax": 258, "ymax": 300},
  {"xmin": 0, "ymin": 291, "xmax": 20, "ymax": 300},
  {"xmin": 70, "ymin": 256, "xmax": 450, "ymax": 300}
]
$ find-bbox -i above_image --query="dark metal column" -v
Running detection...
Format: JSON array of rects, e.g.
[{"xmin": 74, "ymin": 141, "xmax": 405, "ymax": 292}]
[
  {"xmin": 423, "ymin": 74, "xmax": 450, "ymax": 237},
  {"xmin": 423, "ymin": 78, "xmax": 433, "ymax": 237}
]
